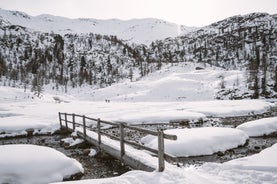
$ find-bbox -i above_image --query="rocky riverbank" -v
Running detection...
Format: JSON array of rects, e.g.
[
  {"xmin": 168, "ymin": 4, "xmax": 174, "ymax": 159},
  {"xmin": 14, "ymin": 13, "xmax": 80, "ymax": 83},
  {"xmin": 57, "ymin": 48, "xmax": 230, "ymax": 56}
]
[
  {"xmin": 0, "ymin": 134, "xmax": 130, "ymax": 181},
  {"xmin": 0, "ymin": 106, "xmax": 276, "ymax": 180}
]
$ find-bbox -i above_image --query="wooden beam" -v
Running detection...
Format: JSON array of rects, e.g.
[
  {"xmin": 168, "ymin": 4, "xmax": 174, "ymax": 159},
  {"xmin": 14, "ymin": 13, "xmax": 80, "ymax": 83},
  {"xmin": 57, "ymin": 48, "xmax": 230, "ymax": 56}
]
[
  {"xmin": 120, "ymin": 123, "xmax": 125, "ymax": 160},
  {"xmin": 58, "ymin": 112, "xmax": 62, "ymax": 127},
  {"xmin": 97, "ymin": 118, "xmax": 101, "ymax": 149},
  {"xmin": 72, "ymin": 113, "xmax": 76, "ymax": 131},
  {"xmin": 83, "ymin": 115, "xmax": 87, "ymax": 138},
  {"xmin": 158, "ymin": 130, "xmax": 165, "ymax": 172}
]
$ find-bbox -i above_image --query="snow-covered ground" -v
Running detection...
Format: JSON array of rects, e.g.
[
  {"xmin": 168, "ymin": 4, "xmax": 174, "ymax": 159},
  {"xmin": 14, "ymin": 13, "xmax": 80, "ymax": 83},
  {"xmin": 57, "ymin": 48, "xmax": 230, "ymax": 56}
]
[
  {"xmin": 200, "ymin": 143, "xmax": 277, "ymax": 183},
  {"xmin": 141, "ymin": 127, "xmax": 249, "ymax": 157},
  {"xmin": 0, "ymin": 85, "xmax": 274, "ymax": 137},
  {"xmin": 68, "ymin": 63, "xmax": 247, "ymax": 102},
  {"xmin": 237, "ymin": 117, "xmax": 277, "ymax": 137},
  {"xmin": 53, "ymin": 143, "xmax": 277, "ymax": 184},
  {"xmin": 0, "ymin": 144, "xmax": 83, "ymax": 184}
]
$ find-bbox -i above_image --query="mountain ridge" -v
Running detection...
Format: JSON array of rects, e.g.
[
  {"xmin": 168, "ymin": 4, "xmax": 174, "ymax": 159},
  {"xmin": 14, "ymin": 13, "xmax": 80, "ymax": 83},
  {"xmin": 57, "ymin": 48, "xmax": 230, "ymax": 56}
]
[{"xmin": 0, "ymin": 8, "xmax": 194, "ymax": 45}]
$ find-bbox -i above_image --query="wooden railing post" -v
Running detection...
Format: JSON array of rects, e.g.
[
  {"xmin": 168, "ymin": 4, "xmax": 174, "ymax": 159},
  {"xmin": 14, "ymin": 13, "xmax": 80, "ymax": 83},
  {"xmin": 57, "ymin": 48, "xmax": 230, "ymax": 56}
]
[
  {"xmin": 97, "ymin": 118, "xmax": 101, "ymax": 147},
  {"xmin": 58, "ymin": 112, "xmax": 62, "ymax": 128},
  {"xmin": 65, "ymin": 113, "xmax": 68, "ymax": 131},
  {"xmin": 83, "ymin": 115, "xmax": 87, "ymax": 138},
  {"xmin": 157, "ymin": 129, "xmax": 165, "ymax": 172},
  {"xmin": 72, "ymin": 113, "xmax": 76, "ymax": 131},
  {"xmin": 119, "ymin": 123, "xmax": 125, "ymax": 160}
]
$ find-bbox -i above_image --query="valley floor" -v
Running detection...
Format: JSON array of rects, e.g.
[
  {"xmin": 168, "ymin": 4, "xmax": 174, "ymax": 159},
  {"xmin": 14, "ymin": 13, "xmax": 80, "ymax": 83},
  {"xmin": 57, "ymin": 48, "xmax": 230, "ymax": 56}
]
[{"xmin": 0, "ymin": 85, "xmax": 276, "ymax": 184}]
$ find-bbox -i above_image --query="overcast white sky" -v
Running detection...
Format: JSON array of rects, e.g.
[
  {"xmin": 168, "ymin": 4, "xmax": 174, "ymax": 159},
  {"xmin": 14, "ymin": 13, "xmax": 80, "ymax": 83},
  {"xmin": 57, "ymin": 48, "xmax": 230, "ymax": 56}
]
[{"xmin": 0, "ymin": 0, "xmax": 276, "ymax": 26}]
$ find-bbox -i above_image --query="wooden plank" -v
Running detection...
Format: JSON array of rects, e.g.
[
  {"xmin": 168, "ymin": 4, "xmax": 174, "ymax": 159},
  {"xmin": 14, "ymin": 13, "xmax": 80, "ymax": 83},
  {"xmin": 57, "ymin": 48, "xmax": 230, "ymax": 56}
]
[
  {"xmin": 124, "ymin": 124, "xmax": 158, "ymax": 136},
  {"xmin": 124, "ymin": 124, "xmax": 177, "ymax": 140},
  {"xmin": 86, "ymin": 116, "xmax": 98, "ymax": 121},
  {"xmin": 100, "ymin": 119, "xmax": 118, "ymax": 126}
]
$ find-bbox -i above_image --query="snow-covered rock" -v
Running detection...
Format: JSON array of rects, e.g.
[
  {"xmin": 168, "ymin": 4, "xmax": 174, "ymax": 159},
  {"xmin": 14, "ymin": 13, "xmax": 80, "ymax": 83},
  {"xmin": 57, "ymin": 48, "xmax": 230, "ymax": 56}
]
[
  {"xmin": 61, "ymin": 137, "xmax": 84, "ymax": 147},
  {"xmin": 0, "ymin": 144, "xmax": 84, "ymax": 184},
  {"xmin": 141, "ymin": 127, "xmax": 249, "ymax": 157},
  {"xmin": 237, "ymin": 117, "xmax": 277, "ymax": 137}
]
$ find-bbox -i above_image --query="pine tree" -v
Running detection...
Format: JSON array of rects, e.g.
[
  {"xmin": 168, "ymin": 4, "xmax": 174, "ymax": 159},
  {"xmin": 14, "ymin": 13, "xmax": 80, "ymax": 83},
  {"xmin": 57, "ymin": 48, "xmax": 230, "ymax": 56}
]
[
  {"xmin": 0, "ymin": 53, "xmax": 7, "ymax": 76},
  {"xmin": 31, "ymin": 74, "xmax": 43, "ymax": 97},
  {"xmin": 274, "ymin": 65, "xmax": 277, "ymax": 93},
  {"xmin": 261, "ymin": 53, "xmax": 267, "ymax": 97},
  {"xmin": 129, "ymin": 68, "xmax": 133, "ymax": 82}
]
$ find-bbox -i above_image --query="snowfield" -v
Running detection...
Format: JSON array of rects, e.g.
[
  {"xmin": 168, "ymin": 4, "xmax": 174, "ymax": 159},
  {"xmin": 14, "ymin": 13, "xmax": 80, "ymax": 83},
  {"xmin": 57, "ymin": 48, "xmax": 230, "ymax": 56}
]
[
  {"xmin": 141, "ymin": 127, "xmax": 249, "ymax": 157},
  {"xmin": 0, "ymin": 144, "xmax": 84, "ymax": 184},
  {"xmin": 237, "ymin": 117, "xmax": 277, "ymax": 137},
  {"xmin": 0, "ymin": 86, "xmax": 274, "ymax": 137},
  {"xmin": 74, "ymin": 63, "xmax": 246, "ymax": 102}
]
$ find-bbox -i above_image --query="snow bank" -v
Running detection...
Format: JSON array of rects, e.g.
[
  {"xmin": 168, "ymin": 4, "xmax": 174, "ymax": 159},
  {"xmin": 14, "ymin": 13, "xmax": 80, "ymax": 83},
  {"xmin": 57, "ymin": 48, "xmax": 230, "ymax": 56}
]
[
  {"xmin": 225, "ymin": 143, "xmax": 277, "ymax": 172},
  {"xmin": 52, "ymin": 169, "xmax": 210, "ymax": 184},
  {"xmin": 141, "ymin": 127, "xmax": 249, "ymax": 157},
  {"xmin": 201, "ymin": 143, "xmax": 277, "ymax": 183},
  {"xmin": 237, "ymin": 117, "xmax": 277, "ymax": 137},
  {"xmin": 53, "ymin": 143, "xmax": 277, "ymax": 184},
  {"xmin": 0, "ymin": 144, "xmax": 84, "ymax": 184}
]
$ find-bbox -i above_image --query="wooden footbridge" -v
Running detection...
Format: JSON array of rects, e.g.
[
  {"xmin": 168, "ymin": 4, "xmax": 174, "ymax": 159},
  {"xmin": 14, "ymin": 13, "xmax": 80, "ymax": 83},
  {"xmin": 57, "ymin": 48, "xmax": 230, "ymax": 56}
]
[{"xmin": 58, "ymin": 112, "xmax": 177, "ymax": 172}]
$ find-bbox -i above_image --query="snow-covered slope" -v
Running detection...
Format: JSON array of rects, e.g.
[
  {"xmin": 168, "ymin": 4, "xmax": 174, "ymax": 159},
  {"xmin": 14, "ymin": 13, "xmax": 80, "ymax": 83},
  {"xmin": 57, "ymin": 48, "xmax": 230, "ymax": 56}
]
[
  {"xmin": 77, "ymin": 62, "xmax": 247, "ymax": 102},
  {"xmin": 0, "ymin": 8, "xmax": 193, "ymax": 45}
]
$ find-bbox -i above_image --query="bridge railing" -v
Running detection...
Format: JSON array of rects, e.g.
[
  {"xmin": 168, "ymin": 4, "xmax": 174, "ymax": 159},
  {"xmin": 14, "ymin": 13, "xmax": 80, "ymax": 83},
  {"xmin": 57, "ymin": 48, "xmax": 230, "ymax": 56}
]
[{"xmin": 58, "ymin": 112, "xmax": 177, "ymax": 172}]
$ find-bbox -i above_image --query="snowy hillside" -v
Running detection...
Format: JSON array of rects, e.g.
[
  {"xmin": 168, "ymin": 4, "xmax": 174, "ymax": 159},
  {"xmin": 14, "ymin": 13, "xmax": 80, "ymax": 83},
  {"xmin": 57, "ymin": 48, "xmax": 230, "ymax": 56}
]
[
  {"xmin": 0, "ymin": 8, "xmax": 193, "ymax": 45},
  {"xmin": 149, "ymin": 12, "xmax": 277, "ymax": 98},
  {"xmin": 74, "ymin": 62, "xmax": 247, "ymax": 102}
]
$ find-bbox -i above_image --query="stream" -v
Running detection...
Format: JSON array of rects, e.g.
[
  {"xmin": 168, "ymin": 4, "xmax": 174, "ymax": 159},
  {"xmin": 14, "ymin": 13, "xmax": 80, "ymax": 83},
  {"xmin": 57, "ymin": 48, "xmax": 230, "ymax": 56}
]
[{"xmin": 0, "ymin": 106, "xmax": 276, "ymax": 180}]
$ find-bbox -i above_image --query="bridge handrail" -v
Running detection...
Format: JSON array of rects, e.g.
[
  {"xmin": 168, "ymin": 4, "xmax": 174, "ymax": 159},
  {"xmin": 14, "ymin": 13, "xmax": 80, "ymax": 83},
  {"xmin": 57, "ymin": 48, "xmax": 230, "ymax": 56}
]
[{"xmin": 58, "ymin": 112, "xmax": 177, "ymax": 172}]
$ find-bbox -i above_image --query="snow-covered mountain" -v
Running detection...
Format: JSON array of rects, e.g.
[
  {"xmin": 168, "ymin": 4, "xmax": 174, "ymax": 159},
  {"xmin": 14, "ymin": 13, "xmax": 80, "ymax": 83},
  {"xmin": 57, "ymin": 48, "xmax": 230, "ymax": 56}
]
[
  {"xmin": 0, "ymin": 8, "xmax": 276, "ymax": 100},
  {"xmin": 0, "ymin": 8, "xmax": 193, "ymax": 45},
  {"xmin": 148, "ymin": 12, "xmax": 277, "ymax": 98}
]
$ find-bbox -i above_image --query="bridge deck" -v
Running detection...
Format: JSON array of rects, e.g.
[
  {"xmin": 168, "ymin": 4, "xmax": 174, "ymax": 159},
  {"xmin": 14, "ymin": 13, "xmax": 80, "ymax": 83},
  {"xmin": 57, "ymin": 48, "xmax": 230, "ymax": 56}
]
[{"xmin": 63, "ymin": 125, "xmax": 157, "ymax": 171}]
